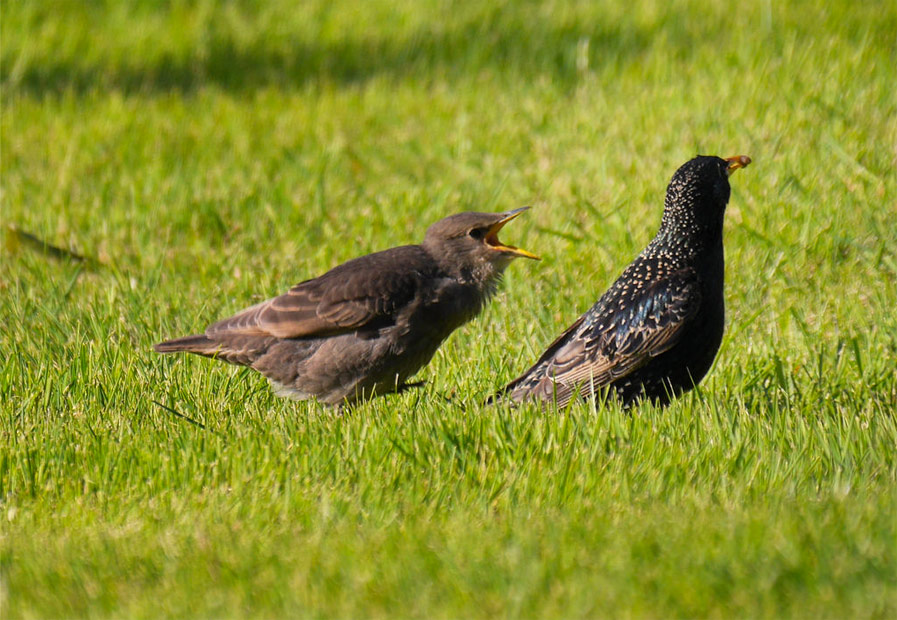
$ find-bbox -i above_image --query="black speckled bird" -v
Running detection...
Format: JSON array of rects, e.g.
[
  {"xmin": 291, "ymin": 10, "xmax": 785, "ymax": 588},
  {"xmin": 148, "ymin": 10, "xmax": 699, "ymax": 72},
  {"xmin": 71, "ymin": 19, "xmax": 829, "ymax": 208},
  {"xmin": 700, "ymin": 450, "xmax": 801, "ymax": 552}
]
[
  {"xmin": 493, "ymin": 155, "xmax": 751, "ymax": 408},
  {"xmin": 156, "ymin": 208, "xmax": 538, "ymax": 406}
]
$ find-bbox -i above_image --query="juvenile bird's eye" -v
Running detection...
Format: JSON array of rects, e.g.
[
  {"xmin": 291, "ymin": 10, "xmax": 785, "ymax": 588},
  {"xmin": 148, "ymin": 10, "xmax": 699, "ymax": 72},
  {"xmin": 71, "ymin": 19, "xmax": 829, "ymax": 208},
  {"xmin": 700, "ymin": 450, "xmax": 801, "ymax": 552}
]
[{"xmin": 468, "ymin": 228, "xmax": 485, "ymax": 240}]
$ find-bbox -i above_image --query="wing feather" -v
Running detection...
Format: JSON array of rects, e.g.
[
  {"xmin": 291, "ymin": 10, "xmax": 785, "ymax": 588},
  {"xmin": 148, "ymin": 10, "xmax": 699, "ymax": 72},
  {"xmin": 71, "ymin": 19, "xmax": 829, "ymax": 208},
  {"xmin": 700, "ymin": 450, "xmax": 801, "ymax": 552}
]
[
  {"xmin": 206, "ymin": 246, "xmax": 432, "ymax": 340},
  {"xmin": 499, "ymin": 269, "xmax": 701, "ymax": 404},
  {"xmin": 547, "ymin": 270, "xmax": 701, "ymax": 389}
]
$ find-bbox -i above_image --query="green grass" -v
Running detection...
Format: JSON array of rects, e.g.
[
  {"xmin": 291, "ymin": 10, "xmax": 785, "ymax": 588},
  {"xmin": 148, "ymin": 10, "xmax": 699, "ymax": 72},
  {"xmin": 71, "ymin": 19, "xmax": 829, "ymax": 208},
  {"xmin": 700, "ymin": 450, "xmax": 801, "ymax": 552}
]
[{"xmin": 3, "ymin": 0, "xmax": 897, "ymax": 617}]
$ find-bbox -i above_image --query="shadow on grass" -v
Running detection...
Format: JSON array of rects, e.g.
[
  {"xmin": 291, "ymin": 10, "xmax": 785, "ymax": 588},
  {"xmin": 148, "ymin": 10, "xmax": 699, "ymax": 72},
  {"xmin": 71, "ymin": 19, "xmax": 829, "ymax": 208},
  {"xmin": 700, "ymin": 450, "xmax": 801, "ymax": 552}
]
[{"xmin": 4, "ymin": 10, "xmax": 652, "ymax": 96}]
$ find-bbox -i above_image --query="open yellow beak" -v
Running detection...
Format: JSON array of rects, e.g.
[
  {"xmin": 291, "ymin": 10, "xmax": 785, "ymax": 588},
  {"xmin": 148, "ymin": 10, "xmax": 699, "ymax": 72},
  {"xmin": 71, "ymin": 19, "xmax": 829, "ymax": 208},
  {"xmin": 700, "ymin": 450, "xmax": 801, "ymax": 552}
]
[
  {"xmin": 485, "ymin": 207, "xmax": 540, "ymax": 260},
  {"xmin": 725, "ymin": 155, "xmax": 752, "ymax": 175}
]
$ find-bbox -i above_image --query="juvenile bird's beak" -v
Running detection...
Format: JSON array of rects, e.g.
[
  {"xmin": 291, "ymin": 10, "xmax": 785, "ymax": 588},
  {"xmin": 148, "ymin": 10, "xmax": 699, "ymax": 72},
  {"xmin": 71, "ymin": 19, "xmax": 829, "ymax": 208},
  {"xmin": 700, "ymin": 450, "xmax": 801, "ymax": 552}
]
[
  {"xmin": 725, "ymin": 155, "xmax": 752, "ymax": 175},
  {"xmin": 485, "ymin": 207, "xmax": 540, "ymax": 260}
]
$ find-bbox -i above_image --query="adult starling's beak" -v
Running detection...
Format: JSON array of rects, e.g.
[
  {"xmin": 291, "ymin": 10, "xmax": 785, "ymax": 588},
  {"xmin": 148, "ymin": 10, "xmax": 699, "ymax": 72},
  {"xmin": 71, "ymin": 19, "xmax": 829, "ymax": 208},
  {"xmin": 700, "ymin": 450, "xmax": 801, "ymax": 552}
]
[
  {"xmin": 485, "ymin": 207, "xmax": 541, "ymax": 260},
  {"xmin": 725, "ymin": 155, "xmax": 752, "ymax": 175}
]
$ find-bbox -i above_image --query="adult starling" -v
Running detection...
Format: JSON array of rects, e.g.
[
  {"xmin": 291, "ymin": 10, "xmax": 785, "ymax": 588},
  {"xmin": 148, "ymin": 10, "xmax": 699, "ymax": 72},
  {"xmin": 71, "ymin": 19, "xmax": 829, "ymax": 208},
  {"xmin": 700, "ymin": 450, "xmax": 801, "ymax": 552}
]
[
  {"xmin": 155, "ymin": 208, "xmax": 538, "ymax": 406},
  {"xmin": 493, "ymin": 155, "xmax": 751, "ymax": 408}
]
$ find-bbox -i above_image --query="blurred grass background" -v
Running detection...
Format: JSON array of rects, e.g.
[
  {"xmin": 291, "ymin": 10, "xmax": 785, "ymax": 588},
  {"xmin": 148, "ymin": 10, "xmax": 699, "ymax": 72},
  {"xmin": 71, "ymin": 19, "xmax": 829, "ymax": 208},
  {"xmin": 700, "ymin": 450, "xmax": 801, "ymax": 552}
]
[{"xmin": 2, "ymin": 1, "xmax": 896, "ymax": 617}]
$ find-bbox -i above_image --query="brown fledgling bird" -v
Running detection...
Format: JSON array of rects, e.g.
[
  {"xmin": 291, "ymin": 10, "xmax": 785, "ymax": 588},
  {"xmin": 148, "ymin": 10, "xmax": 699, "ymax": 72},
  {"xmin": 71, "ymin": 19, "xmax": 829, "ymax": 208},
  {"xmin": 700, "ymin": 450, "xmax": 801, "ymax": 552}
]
[
  {"xmin": 492, "ymin": 155, "xmax": 751, "ymax": 408},
  {"xmin": 155, "ymin": 208, "xmax": 538, "ymax": 406}
]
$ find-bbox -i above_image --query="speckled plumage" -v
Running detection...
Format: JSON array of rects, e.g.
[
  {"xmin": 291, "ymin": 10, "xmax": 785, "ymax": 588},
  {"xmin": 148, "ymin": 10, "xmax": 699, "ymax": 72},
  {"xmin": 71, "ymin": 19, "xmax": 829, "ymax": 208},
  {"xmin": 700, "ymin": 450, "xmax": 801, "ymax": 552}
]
[
  {"xmin": 494, "ymin": 155, "xmax": 751, "ymax": 408},
  {"xmin": 155, "ymin": 208, "xmax": 538, "ymax": 406}
]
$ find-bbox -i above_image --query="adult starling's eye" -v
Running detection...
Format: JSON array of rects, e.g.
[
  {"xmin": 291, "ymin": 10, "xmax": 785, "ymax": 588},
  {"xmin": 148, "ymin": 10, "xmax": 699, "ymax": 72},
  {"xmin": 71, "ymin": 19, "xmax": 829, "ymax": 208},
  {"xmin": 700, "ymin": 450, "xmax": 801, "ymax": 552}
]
[{"xmin": 468, "ymin": 228, "xmax": 485, "ymax": 240}]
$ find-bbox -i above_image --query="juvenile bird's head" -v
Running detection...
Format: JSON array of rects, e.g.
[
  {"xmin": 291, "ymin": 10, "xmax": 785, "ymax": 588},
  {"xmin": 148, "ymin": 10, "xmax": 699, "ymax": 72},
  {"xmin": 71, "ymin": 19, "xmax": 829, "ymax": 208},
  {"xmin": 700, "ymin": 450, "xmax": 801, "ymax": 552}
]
[
  {"xmin": 422, "ymin": 207, "xmax": 539, "ymax": 284},
  {"xmin": 660, "ymin": 154, "xmax": 751, "ymax": 247}
]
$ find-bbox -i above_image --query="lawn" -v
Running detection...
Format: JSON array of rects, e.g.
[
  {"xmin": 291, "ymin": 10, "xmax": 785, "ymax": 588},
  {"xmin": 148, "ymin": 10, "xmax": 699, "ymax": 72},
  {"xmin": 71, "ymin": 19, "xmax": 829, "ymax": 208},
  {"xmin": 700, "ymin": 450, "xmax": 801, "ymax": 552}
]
[{"xmin": 2, "ymin": 0, "xmax": 896, "ymax": 617}]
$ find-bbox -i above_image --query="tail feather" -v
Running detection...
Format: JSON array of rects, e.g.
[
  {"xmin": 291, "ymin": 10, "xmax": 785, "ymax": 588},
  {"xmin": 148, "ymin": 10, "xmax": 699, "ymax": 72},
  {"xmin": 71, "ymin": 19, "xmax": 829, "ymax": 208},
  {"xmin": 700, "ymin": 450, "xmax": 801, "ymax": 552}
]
[
  {"xmin": 487, "ymin": 364, "xmax": 569, "ymax": 407},
  {"xmin": 485, "ymin": 382, "xmax": 512, "ymax": 406},
  {"xmin": 486, "ymin": 372, "xmax": 530, "ymax": 406},
  {"xmin": 154, "ymin": 334, "xmax": 218, "ymax": 354},
  {"xmin": 154, "ymin": 332, "xmax": 273, "ymax": 366}
]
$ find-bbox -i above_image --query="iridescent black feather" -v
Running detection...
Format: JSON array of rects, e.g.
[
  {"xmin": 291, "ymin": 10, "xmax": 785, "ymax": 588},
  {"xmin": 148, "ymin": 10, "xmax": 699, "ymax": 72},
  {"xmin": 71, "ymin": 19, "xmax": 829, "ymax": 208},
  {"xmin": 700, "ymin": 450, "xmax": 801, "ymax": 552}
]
[{"xmin": 494, "ymin": 155, "xmax": 750, "ymax": 407}]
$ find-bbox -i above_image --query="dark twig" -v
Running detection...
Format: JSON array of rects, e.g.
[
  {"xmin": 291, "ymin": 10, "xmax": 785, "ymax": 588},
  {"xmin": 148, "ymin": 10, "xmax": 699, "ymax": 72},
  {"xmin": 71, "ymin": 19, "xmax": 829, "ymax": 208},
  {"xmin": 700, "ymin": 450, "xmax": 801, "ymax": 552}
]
[
  {"xmin": 5, "ymin": 225, "xmax": 96, "ymax": 265},
  {"xmin": 151, "ymin": 400, "xmax": 221, "ymax": 436}
]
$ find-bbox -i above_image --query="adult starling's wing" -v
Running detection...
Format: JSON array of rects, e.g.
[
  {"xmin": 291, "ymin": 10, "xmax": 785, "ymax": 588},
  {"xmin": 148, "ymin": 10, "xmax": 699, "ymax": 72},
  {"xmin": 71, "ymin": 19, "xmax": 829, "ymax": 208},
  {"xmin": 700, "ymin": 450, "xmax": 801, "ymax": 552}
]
[
  {"xmin": 206, "ymin": 246, "xmax": 431, "ymax": 339},
  {"xmin": 501, "ymin": 270, "xmax": 701, "ymax": 404}
]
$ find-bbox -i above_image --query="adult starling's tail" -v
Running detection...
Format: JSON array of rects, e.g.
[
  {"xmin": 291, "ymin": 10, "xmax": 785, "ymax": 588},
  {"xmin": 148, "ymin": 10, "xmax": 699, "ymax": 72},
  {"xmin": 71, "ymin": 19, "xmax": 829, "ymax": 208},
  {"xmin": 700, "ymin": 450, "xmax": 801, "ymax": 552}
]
[
  {"xmin": 154, "ymin": 334, "xmax": 218, "ymax": 354},
  {"xmin": 485, "ymin": 377, "xmax": 530, "ymax": 405},
  {"xmin": 484, "ymin": 384, "xmax": 509, "ymax": 406},
  {"xmin": 485, "ymin": 372, "xmax": 554, "ymax": 406}
]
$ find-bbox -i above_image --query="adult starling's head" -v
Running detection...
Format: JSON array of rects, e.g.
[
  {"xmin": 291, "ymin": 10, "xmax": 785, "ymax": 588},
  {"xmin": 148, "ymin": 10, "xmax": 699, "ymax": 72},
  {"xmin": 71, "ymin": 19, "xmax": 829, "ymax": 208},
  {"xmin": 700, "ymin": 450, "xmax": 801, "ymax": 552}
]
[
  {"xmin": 660, "ymin": 154, "xmax": 751, "ymax": 242},
  {"xmin": 422, "ymin": 207, "xmax": 539, "ymax": 283}
]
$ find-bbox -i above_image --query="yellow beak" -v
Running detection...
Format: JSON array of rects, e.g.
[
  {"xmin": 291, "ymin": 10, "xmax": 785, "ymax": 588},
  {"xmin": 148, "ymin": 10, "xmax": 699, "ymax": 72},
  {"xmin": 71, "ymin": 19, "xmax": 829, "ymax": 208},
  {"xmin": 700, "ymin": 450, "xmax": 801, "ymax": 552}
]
[
  {"xmin": 486, "ymin": 207, "xmax": 540, "ymax": 260},
  {"xmin": 725, "ymin": 155, "xmax": 752, "ymax": 175}
]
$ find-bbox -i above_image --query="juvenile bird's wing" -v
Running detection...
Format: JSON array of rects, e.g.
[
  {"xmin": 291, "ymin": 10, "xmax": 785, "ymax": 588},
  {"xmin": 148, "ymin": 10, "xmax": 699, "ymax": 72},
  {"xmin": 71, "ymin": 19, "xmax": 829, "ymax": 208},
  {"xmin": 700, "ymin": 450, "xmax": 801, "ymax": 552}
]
[
  {"xmin": 206, "ymin": 246, "xmax": 432, "ymax": 339},
  {"xmin": 501, "ymin": 270, "xmax": 701, "ymax": 404}
]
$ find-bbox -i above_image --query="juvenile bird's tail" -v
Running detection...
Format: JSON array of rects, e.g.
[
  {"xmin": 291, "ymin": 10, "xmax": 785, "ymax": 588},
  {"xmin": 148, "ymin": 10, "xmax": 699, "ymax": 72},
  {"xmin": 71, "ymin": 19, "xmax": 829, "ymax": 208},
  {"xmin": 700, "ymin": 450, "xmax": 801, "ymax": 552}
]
[{"xmin": 154, "ymin": 334, "xmax": 218, "ymax": 354}]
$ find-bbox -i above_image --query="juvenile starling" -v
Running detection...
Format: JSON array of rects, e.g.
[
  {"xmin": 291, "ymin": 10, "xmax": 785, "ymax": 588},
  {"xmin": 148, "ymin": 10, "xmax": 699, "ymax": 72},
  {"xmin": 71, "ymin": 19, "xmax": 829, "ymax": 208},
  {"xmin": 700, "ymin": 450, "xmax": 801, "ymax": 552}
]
[
  {"xmin": 493, "ymin": 155, "xmax": 751, "ymax": 408},
  {"xmin": 155, "ymin": 208, "xmax": 538, "ymax": 406}
]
